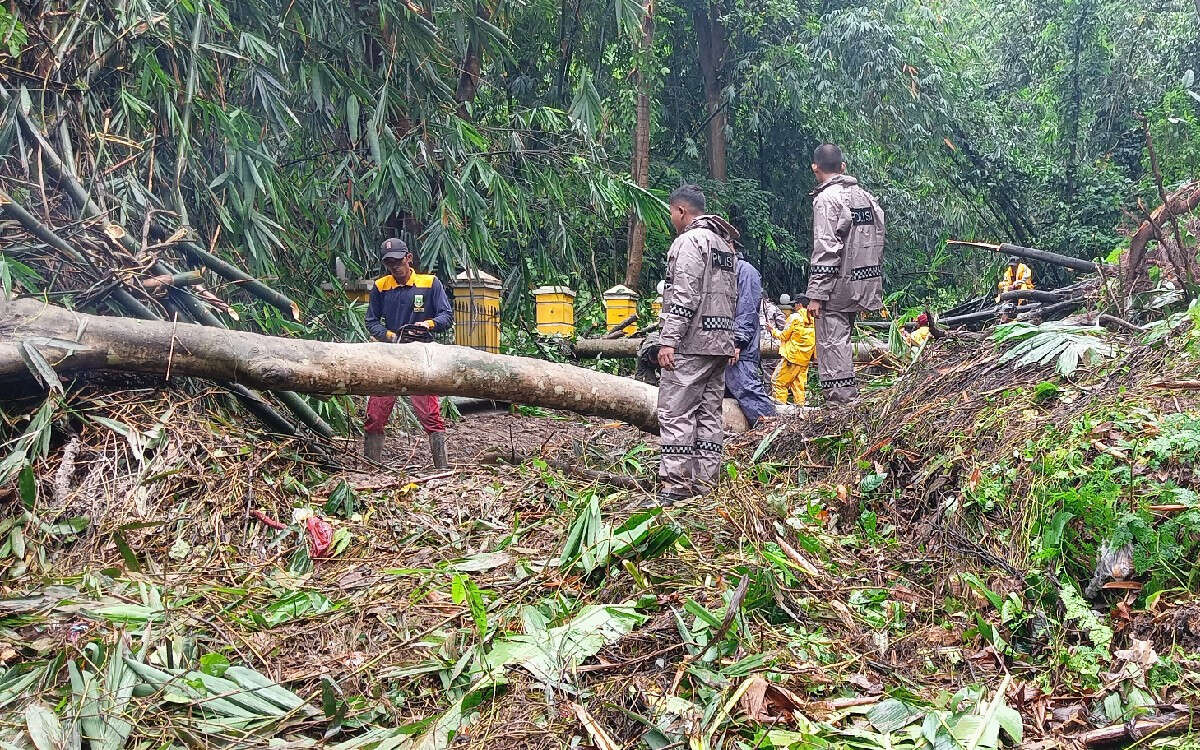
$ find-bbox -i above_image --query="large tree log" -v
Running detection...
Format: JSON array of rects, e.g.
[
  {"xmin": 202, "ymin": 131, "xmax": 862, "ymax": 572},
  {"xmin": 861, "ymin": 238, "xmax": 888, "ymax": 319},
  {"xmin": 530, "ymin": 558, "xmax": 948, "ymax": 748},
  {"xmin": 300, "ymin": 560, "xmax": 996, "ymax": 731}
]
[
  {"xmin": 947, "ymin": 239, "xmax": 1106, "ymax": 273},
  {"xmin": 1, "ymin": 299, "xmax": 755, "ymax": 434}
]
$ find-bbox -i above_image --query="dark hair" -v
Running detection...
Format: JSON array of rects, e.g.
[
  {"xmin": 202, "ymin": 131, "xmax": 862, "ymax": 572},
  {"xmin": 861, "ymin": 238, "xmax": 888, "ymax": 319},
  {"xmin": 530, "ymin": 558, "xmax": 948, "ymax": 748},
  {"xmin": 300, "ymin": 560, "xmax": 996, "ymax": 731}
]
[
  {"xmin": 812, "ymin": 143, "xmax": 844, "ymax": 173},
  {"xmin": 668, "ymin": 184, "xmax": 706, "ymax": 213},
  {"xmin": 797, "ymin": 294, "xmax": 811, "ymax": 306}
]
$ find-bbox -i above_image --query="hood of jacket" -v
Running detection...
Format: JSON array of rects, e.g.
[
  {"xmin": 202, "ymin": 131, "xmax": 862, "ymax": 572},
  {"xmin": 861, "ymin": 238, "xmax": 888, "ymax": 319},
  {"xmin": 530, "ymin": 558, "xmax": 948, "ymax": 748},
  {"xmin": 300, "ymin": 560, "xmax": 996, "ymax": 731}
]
[
  {"xmin": 809, "ymin": 173, "xmax": 860, "ymax": 199},
  {"xmin": 685, "ymin": 214, "xmax": 741, "ymax": 244}
]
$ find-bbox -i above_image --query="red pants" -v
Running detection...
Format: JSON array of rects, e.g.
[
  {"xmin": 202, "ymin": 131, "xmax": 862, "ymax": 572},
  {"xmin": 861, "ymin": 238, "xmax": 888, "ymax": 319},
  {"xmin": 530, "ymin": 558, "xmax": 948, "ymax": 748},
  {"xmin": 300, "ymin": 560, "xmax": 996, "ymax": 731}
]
[{"xmin": 364, "ymin": 395, "xmax": 445, "ymax": 434}]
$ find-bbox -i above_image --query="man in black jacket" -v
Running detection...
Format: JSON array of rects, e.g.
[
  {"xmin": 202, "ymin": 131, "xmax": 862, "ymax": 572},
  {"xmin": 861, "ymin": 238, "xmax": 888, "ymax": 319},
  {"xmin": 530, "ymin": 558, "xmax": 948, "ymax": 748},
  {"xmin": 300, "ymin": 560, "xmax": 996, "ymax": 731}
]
[{"xmin": 363, "ymin": 238, "xmax": 454, "ymax": 467}]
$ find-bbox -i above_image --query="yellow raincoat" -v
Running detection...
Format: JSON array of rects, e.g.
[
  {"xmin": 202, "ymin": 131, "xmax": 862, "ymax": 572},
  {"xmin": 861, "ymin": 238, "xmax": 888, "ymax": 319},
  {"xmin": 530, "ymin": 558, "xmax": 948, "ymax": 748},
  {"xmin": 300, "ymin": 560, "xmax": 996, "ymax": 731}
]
[
  {"xmin": 996, "ymin": 263, "xmax": 1033, "ymax": 301},
  {"xmin": 771, "ymin": 309, "xmax": 816, "ymax": 405}
]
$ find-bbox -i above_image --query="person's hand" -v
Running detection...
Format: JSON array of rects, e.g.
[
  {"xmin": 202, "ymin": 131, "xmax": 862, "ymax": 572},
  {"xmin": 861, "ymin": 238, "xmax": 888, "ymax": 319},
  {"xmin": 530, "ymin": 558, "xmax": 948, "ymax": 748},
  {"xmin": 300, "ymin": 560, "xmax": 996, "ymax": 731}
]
[
  {"xmin": 806, "ymin": 299, "xmax": 822, "ymax": 318},
  {"xmin": 730, "ymin": 348, "xmax": 741, "ymax": 366},
  {"xmin": 420, "ymin": 319, "xmax": 436, "ymax": 329},
  {"xmin": 657, "ymin": 345, "xmax": 676, "ymax": 370}
]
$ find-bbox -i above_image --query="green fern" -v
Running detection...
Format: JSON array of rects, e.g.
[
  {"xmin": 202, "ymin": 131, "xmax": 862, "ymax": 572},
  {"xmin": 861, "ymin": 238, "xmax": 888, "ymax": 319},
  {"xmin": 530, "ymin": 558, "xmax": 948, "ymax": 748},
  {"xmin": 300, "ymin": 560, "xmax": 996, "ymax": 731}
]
[{"xmin": 993, "ymin": 322, "xmax": 1115, "ymax": 377}]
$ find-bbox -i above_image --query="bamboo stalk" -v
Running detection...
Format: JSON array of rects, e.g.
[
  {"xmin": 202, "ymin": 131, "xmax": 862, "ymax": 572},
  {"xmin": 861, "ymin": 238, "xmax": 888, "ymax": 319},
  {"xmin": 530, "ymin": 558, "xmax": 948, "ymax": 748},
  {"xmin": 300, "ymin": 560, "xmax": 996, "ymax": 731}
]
[
  {"xmin": 1, "ymin": 86, "xmax": 326, "ymax": 436},
  {"xmin": 0, "ymin": 82, "xmax": 301, "ymax": 322},
  {"xmin": 140, "ymin": 270, "xmax": 205, "ymax": 290}
]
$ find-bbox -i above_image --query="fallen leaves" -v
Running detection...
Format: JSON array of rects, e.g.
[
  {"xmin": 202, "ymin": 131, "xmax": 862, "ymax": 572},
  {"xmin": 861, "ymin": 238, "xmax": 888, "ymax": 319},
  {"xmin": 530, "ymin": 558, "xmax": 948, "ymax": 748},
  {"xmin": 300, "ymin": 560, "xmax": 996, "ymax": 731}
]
[{"xmin": 740, "ymin": 676, "xmax": 809, "ymax": 724}]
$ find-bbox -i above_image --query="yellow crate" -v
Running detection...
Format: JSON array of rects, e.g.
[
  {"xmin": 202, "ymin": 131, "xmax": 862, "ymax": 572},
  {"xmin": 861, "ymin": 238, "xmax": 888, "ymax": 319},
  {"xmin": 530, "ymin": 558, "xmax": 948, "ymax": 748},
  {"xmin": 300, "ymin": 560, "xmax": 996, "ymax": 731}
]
[
  {"xmin": 532, "ymin": 285, "xmax": 576, "ymax": 336},
  {"xmin": 603, "ymin": 284, "xmax": 638, "ymax": 335},
  {"xmin": 452, "ymin": 270, "xmax": 503, "ymax": 353}
]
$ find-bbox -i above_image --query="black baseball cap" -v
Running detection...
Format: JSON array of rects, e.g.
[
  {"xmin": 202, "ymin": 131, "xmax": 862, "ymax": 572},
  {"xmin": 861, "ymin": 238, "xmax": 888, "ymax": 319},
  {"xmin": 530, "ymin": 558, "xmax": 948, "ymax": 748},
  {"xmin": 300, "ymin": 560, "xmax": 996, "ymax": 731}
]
[{"xmin": 380, "ymin": 237, "xmax": 410, "ymax": 260}]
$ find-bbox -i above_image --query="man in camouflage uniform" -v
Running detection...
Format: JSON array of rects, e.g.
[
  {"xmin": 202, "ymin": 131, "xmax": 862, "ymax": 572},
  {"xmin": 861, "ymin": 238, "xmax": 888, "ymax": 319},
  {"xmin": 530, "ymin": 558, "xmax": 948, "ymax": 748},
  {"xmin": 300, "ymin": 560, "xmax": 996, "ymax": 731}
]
[
  {"xmin": 805, "ymin": 144, "xmax": 885, "ymax": 405},
  {"xmin": 656, "ymin": 185, "xmax": 740, "ymax": 505}
]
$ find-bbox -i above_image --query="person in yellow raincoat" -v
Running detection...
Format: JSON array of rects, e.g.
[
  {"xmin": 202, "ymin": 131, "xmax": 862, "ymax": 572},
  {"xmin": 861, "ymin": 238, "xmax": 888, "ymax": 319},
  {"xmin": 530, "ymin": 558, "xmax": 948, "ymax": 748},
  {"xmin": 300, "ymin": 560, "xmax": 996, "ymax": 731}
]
[
  {"xmin": 996, "ymin": 260, "xmax": 1033, "ymax": 321},
  {"xmin": 770, "ymin": 295, "xmax": 816, "ymax": 405},
  {"xmin": 902, "ymin": 312, "xmax": 931, "ymax": 348}
]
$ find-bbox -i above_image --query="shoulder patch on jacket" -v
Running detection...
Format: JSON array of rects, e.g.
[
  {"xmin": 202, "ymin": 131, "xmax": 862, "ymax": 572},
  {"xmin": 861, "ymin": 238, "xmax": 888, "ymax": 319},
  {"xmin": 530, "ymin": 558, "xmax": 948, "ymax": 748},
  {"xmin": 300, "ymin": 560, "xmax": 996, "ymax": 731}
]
[
  {"xmin": 411, "ymin": 273, "xmax": 436, "ymax": 289},
  {"xmin": 375, "ymin": 275, "xmax": 399, "ymax": 292}
]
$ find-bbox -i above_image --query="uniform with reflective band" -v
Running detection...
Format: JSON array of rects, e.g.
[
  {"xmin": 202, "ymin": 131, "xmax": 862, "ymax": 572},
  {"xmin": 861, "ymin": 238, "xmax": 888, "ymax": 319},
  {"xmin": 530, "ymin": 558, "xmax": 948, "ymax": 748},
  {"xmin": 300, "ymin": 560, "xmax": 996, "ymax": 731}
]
[
  {"xmin": 996, "ymin": 263, "xmax": 1034, "ymax": 300},
  {"xmin": 804, "ymin": 173, "xmax": 886, "ymax": 405},
  {"xmin": 658, "ymin": 213, "xmax": 740, "ymax": 500},
  {"xmin": 771, "ymin": 308, "xmax": 815, "ymax": 405}
]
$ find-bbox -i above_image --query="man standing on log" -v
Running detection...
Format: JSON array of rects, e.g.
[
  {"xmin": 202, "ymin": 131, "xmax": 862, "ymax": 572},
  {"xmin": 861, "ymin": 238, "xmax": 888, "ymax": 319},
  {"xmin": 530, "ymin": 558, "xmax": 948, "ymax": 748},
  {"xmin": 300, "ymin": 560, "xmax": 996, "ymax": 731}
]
[
  {"xmin": 726, "ymin": 249, "xmax": 776, "ymax": 425},
  {"xmin": 656, "ymin": 185, "xmax": 740, "ymax": 506},
  {"xmin": 805, "ymin": 144, "xmax": 885, "ymax": 405},
  {"xmin": 363, "ymin": 238, "xmax": 454, "ymax": 467}
]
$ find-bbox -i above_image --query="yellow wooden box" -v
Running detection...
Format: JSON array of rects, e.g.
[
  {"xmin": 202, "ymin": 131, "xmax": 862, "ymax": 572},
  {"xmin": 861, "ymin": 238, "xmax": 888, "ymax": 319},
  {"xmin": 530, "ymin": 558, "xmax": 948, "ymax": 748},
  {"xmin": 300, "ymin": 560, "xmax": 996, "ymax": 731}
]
[
  {"xmin": 452, "ymin": 270, "xmax": 503, "ymax": 353},
  {"xmin": 603, "ymin": 284, "xmax": 638, "ymax": 335},
  {"xmin": 532, "ymin": 285, "xmax": 576, "ymax": 336}
]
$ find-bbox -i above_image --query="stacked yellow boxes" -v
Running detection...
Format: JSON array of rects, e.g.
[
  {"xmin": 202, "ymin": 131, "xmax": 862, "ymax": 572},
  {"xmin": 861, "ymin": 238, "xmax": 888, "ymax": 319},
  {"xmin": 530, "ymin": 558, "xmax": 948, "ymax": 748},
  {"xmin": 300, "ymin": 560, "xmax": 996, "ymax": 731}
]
[
  {"xmin": 531, "ymin": 286, "xmax": 576, "ymax": 336},
  {"xmin": 451, "ymin": 270, "xmax": 502, "ymax": 353}
]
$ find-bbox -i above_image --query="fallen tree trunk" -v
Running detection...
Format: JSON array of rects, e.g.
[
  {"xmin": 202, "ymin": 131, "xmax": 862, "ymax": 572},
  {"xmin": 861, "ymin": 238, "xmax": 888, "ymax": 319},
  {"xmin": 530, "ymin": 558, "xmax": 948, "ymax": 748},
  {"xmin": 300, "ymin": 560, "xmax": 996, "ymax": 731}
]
[
  {"xmin": 1, "ymin": 298, "xmax": 755, "ymax": 434},
  {"xmin": 1124, "ymin": 180, "xmax": 1200, "ymax": 282},
  {"xmin": 947, "ymin": 239, "xmax": 1106, "ymax": 274},
  {"xmin": 996, "ymin": 288, "xmax": 1067, "ymax": 303}
]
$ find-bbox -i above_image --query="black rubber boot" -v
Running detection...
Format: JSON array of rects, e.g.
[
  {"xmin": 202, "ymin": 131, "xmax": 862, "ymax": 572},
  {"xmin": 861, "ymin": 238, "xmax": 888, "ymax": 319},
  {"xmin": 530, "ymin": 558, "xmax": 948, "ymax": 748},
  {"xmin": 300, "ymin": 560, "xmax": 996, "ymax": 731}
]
[
  {"xmin": 364, "ymin": 433, "xmax": 385, "ymax": 463},
  {"xmin": 429, "ymin": 432, "xmax": 449, "ymax": 469}
]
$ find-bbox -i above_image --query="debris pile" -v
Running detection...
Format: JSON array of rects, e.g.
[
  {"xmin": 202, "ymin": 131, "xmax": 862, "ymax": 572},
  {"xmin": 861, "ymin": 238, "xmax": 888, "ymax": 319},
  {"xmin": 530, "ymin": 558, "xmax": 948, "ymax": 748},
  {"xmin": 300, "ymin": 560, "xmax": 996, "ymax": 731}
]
[{"xmin": 3, "ymin": 312, "xmax": 1200, "ymax": 748}]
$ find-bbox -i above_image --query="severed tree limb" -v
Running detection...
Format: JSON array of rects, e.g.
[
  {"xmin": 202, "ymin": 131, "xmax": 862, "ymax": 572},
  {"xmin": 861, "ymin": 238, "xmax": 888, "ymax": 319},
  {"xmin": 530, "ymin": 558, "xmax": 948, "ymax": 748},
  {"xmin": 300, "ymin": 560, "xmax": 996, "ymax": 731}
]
[
  {"xmin": 1, "ymin": 298, "xmax": 756, "ymax": 434},
  {"xmin": 947, "ymin": 239, "xmax": 1107, "ymax": 273},
  {"xmin": 1124, "ymin": 180, "xmax": 1200, "ymax": 282},
  {"xmin": 0, "ymin": 195, "xmax": 300, "ymax": 433},
  {"xmin": 1016, "ymin": 298, "xmax": 1084, "ymax": 321},
  {"xmin": 1079, "ymin": 710, "xmax": 1193, "ymax": 747},
  {"xmin": 996, "ymin": 288, "xmax": 1068, "ymax": 303},
  {"xmin": 1097, "ymin": 314, "xmax": 1147, "ymax": 334}
]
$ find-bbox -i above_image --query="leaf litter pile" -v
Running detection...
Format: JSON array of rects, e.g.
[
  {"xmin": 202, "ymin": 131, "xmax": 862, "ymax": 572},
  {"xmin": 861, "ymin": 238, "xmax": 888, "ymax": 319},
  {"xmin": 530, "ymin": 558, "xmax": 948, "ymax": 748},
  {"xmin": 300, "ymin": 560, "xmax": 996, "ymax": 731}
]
[{"xmin": 3, "ymin": 323, "xmax": 1200, "ymax": 749}]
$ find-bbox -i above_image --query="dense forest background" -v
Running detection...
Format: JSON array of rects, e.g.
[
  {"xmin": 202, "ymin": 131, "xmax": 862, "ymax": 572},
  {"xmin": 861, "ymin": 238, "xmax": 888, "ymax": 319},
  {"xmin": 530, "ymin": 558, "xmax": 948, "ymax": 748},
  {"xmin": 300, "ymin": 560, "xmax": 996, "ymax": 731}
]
[{"xmin": 2, "ymin": 0, "xmax": 1199, "ymax": 331}]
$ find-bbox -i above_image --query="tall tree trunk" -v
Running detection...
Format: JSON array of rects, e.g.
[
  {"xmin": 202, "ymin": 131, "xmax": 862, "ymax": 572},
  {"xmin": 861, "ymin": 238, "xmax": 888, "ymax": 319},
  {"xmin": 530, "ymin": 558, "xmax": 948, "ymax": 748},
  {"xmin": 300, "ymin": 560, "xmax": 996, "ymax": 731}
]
[
  {"xmin": 623, "ymin": 0, "xmax": 655, "ymax": 291},
  {"xmin": 1063, "ymin": 0, "xmax": 1087, "ymax": 205},
  {"xmin": 455, "ymin": 2, "xmax": 494, "ymax": 113},
  {"xmin": 694, "ymin": 1, "xmax": 727, "ymax": 181},
  {"xmin": 554, "ymin": 0, "xmax": 584, "ymax": 103}
]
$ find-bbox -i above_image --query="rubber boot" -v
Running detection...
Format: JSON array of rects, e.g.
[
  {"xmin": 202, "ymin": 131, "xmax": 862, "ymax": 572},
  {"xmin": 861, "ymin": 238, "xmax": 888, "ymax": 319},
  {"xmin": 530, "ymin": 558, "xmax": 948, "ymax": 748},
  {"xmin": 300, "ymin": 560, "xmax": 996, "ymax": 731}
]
[
  {"xmin": 364, "ymin": 433, "xmax": 385, "ymax": 463},
  {"xmin": 429, "ymin": 432, "xmax": 449, "ymax": 469}
]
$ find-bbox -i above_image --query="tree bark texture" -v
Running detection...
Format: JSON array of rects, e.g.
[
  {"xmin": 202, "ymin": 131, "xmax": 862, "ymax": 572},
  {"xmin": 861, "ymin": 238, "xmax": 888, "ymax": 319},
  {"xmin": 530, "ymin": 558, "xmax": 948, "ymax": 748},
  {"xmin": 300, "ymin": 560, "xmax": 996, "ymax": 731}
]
[
  {"xmin": 454, "ymin": 1, "xmax": 494, "ymax": 112},
  {"xmin": 2, "ymin": 299, "xmax": 756, "ymax": 434},
  {"xmin": 694, "ymin": 1, "xmax": 727, "ymax": 181},
  {"xmin": 623, "ymin": 0, "xmax": 655, "ymax": 291}
]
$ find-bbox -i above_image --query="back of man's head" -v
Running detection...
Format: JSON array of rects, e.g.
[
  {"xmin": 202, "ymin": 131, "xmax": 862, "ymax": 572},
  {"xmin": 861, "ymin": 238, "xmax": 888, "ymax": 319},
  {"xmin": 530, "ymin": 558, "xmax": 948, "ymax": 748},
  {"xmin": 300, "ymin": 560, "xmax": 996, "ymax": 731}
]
[
  {"xmin": 669, "ymin": 184, "xmax": 707, "ymax": 213},
  {"xmin": 812, "ymin": 143, "xmax": 844, "ymax": 174}
]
